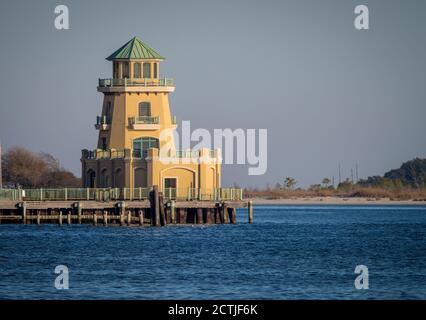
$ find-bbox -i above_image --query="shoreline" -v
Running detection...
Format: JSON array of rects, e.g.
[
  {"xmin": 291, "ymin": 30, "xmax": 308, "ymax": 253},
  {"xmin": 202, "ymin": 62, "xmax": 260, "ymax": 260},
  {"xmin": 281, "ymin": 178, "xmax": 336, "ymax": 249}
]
[{"xmin": 250, "ymin": 196, "xmax": 426, "ymax": 205}]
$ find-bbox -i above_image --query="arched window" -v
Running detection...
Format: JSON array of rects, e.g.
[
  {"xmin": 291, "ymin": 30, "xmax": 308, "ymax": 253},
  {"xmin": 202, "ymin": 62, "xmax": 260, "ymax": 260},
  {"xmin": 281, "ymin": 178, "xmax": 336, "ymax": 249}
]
[
  {"xmin": 138, "ymin": 102, "xmax": 151, "ymax": 117},
  {"xmin": 143, "ymin": 63, "xmax": 151, "ymax": 78},
  {"xmin": 133, "ymin": 137, "xmax": 159, "ymax": 158},
  {"xmin": 134, "ymin": 63, "xmax": 141, "ymax": 78}
]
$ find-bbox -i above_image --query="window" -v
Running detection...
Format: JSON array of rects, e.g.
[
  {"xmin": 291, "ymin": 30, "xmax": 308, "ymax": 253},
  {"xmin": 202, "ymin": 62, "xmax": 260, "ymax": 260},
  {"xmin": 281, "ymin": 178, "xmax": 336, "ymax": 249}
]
[
  {"xmin": 113, "ymin": 62, "xmax": 119, "ymax": 78},
  {"xmin": 138, "ymin": 102, "xmax": 151, "ymax": 117},
  {"xmin": 143, "ymin": 63, "xmax": 151, "ymax": 78},
  {"xmin": 153, "ymin": 63, "xmax": 158, "ymax": 78},
  {"xmin": 134, "ymin": 63, "xmax": 141, "ymax": 78},
  {"xmin": 123, "ymin": 62, "xmax": 130, "ymax": 78},
  {"xmin": 133, "ymin": 137, "xmax": 159, "ymax": 158},
  {"xmin": 101, "ymin": 137, "xmax": 107, "ymax": 150}
]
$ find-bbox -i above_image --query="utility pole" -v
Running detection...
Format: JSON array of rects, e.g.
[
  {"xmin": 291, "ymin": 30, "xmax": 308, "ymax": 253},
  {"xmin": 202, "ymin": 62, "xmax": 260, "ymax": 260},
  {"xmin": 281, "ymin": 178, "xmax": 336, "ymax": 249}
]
[
  {"xmin": 351, "ymin": 168, "xmax": 354, "ymax": 184},
  {"xmin": 355, "ymin": 163, "xmax": 359, "ymax": 182}
]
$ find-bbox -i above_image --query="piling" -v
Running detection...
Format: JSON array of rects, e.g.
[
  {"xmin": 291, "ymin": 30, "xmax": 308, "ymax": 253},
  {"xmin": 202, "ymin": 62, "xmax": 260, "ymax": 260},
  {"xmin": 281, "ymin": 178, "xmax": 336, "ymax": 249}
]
[
  {"xmin": 59, "ymin": 210, "xmax": 63, "ymax": 226},
  {"xmin": 150, "ymin": 186, "xmax": 160, "ymax": 226},
  {"xmin": 223, "ymin": 202, "xmax": 229, "ymax": 224},
  {"xmin": 248, "ymin": 200, "xmax": 253, "ymax": 224},
  {"xmin": 159, "ymin": 192, "xmax": 166, "ymax": 226},
  {"xmin": 67, "ymin": 210, "xmax": 71, "ymax": 225},
  {"xmin": 127, "ymin": 210, "xmax": 132, "ymax": 226},
  {"xmin": 197, "ymin": 208, "xmax": 203, "ymax": 224},
  {"xmin": 138, "ymin": 209, "xmax": 144, "ymax": 226},
  {"xmin": 77, "ymin": 202, "xmax": 82, "ymax": 224},
  {"xmin": 20, "ymin": 202, "xmax": 27, "ymax": 224},
  {"xmin": 93, "ymin": 210, "xmax": 98, "ymax": 226},
  {"xmin": 170, "ymin": 201, "xmax": 176, "ymax": 224},
  {"xmin": 119, "ymin": 201, "xmax": 126, "ymax": 226},
  {"xmin": 37, "ymin": 211, "xmax": 41, "ymax": 225},
  {"xmin": 103, "ymin": 210, "xmax": 108, "ymax": 226},
  {"xmin": 230, "ymin": 207, "xmax": 237, "ymax": 224}
]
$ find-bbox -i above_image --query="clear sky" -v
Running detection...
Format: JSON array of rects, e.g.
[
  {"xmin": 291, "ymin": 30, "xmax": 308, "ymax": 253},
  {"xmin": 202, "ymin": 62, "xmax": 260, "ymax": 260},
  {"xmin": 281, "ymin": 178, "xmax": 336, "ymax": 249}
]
[{"xmin": 0, "ymin": 0, "xmax": 425, "ymax": 188}]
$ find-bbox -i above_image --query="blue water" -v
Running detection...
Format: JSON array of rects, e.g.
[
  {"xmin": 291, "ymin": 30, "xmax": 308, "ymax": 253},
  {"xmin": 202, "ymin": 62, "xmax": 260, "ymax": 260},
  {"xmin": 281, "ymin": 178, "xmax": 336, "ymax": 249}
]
[{"xmin": 0, "ymin": 205, "xmax": 426, "ymax": 299}]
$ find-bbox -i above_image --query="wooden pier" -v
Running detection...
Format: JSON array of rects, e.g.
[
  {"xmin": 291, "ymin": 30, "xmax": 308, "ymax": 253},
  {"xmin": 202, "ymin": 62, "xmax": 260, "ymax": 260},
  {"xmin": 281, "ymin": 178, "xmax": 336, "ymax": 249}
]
[{"xmin": 0, "ymin": 187, "xmax": 251, "ymax": 226}]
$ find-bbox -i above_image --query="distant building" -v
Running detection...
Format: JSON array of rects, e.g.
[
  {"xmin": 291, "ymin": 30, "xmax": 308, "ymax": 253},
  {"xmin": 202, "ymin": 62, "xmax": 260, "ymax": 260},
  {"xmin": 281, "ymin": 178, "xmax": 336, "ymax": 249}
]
[{"xmin": 81, "ymin": 37, "xmax": 221, "ymax": 198}]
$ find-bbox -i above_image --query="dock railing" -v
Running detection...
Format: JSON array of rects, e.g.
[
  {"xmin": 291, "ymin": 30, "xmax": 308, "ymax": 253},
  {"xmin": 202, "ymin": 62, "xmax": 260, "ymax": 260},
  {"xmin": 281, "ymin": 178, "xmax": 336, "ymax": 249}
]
[{"xmin": 0, "ymin": 187, "xmax": 243, "ymax": 202}]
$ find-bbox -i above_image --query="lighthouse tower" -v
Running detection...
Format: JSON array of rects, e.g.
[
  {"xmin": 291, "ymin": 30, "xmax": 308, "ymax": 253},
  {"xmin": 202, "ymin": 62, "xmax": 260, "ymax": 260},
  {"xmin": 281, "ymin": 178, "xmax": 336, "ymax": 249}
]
[{"xmin": 81, "ymin": 37, "xmax": 221, "ymax": 199}]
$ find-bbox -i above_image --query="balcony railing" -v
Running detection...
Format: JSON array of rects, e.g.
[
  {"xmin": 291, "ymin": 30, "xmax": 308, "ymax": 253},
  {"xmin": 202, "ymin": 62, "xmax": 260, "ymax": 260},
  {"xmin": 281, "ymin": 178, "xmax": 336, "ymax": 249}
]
[
  {"xmin": 96, "ymin": 115, "xmax": 111, "ymax": 125},
  {"xmin": 83, "ymin": 149, "xmax": 126, "ymax": 160},
  {"xmin": 99, "ymin": 78, "xmax": 174, "ymax": 87},
  {"xmin": 82, "ymin": 148, "xmax": 219, "ymax": 160},
  {"xmin": 0, "ymin": 187, "xmax": 243, "ymax": 202},
  {"xmin": 132, "ymin": 149, "xmax": 149, "ymax": 159},
  {"xmin": 129, "ymin": 116, "xmax": 159, "ymax": 125}
]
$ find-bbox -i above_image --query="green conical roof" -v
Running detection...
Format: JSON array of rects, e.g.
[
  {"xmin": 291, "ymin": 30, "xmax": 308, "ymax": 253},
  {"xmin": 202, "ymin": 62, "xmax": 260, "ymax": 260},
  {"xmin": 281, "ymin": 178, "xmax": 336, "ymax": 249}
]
[{"xmin": 106, "ymin": 37, "xmax": 165, "ymax": 61}]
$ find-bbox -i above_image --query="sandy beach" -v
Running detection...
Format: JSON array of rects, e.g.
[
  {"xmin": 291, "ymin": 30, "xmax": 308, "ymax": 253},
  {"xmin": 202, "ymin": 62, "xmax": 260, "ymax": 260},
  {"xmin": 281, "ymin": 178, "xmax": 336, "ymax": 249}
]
[{"xmin": 250, "ymin": 197, "xmax": 426, "ymax": 205}]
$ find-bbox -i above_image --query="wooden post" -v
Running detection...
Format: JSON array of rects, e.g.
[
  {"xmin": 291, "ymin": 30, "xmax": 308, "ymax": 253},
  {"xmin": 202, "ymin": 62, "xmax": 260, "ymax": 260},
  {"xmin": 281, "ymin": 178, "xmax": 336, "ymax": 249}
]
[
  {"xmin": 119, "ymin": 201, "xmax": 126, "ymax": 226},
  {"xmin": 159, "ymin": 192, "xmax": 166, "ymax": 226},
  {"xmin": 150, "ymin": 186, "xmax": 160, "ymax": 226},
  {"xmin": 206, "ymin": 208, "xmax": 212, "ymax": 224},
  {"xmin": 230, "ymin": 207, "xmax": 237, "ymax": 224},
  {"xmin": 180, "ymin": 208, "xmax": 187, "ymax": 224},
  {"xmin": 77, "ymin": 202, "xmax": 82, "ymax": 224},
  {"xmin": 37, "ymin": 211, "xmax": 41, "ymax": 225},
  {"xmin": 127, "ymin": 210, "xmax": 132, "ymax": 226},
  {"xmin": 138, "ymin": 209, "xmax": 144, "ymax": 226},
  {"xmin": 248, "ymin": 200, "xmax": 253, "ymax": 224},
  {"xmin": 217, "ymin": 205, "xmax": 223, "ymax": 224},
  {"xmin": 103, "ymin": 210, "xmax": 108, "ymax": 226},
  {"xmin": 20, "ymin": 202, "xmax": 27, "ymax": 224},
  {"xmin": 93, "ymin": 210, "xmax": 98, "ymax": 226},
  {"xmin": 59, "ymin": 210, "xmax": 63, "ymax": 226},
  {"xmin": 170, "ymin": 201, "xmax": 176, "ymax": 224},
  {"xmin": 223, "ymin": 202, "xmax": 229, "ymax": 224},
  {"xmin": 197, "ymin": 208, "xmax": 203, "ymax": 224},
  {"xmin": 67, "ymin": 210, "xmax": 72, "ymax": 225}
]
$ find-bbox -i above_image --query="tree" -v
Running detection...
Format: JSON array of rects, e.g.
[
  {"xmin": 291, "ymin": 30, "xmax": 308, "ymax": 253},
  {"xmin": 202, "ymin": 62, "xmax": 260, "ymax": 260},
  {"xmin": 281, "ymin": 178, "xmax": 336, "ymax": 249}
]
[
  {"xmin": 321, "ymin": 177, "xmax": 331, "ymax": 188},
  {"xmin": 284, "ymin": 177, "xmax": 297, "ymax": 190},
  {"xmin": 2, "ymin": 147, "xmax": 81, "ymax": 188}
]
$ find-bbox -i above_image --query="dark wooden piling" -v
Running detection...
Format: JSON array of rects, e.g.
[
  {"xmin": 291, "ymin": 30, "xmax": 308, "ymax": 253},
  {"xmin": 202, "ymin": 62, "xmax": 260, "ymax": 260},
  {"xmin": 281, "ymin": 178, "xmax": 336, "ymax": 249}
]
[
  {"xmin": 150, "ymin": 186, "xmax": 160, "ymax": 227},
  {"xmin": 180, "ymin": 208, "xmax": 187, "ymax": 224},
  {"xmin": 230, "ymin": 207, "xmax": 237, "ymax": 224},
  {"xmin": 223, "ymin": 202, "xmax": 229, "ymax": 224},
  {"xmin": 138, "ymin": 209, "xmax": 144, "ymax": 226},
  {"xmin": 248, "ymin": 200, "xmax": 253, "ymax": 224},
  {"xmin": 170, "ymin": 201, "xmax": 176, "ymax": 224},
  {"xmin": 119, "ymin": 201, "xmax": 126, "ymax": 226},
  {"xmin": 159, "ymin": 192, "xmax": 166, "ymax": 226},
  {"xmin": 197, "ymin": 208, "xmax": 203, "ymax": 224},
  {"xmin": 103, "ymin": 210, "xmax": 108, "ymax": 226},
  {"xmin": 20, "ymin": 202, "xmax": 27, "ymax": 224},
  {"xmin": 77, "ymin": 202, "xmax": 82, "ymax": 224}
]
